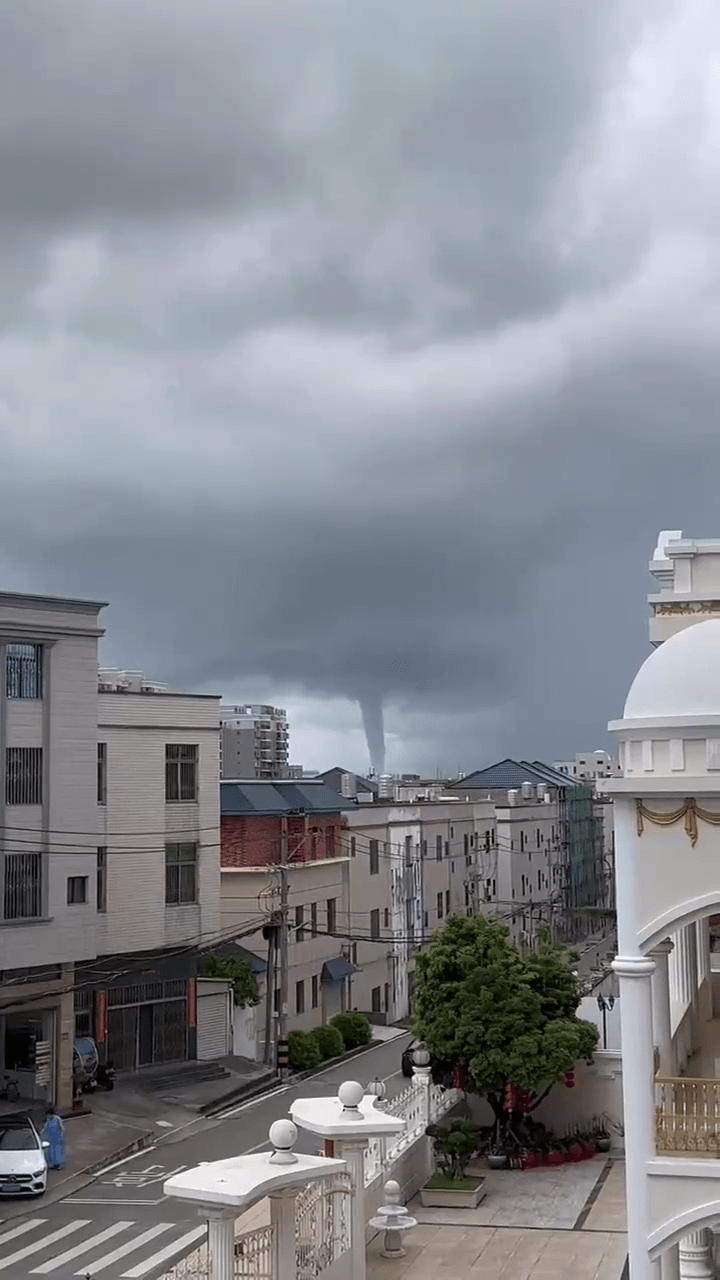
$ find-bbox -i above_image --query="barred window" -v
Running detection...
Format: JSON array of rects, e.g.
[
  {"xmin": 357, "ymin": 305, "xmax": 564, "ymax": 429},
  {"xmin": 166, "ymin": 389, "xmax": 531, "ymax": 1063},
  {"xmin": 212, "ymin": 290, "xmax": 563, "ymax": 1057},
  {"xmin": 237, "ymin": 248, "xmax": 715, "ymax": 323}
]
[
  {"xmin": 97, "ymin": 743, "xmax": 107, "ymax": 805},
  {"xmin": 5, "ymin": 644, "xmax": 43, "ymax": 700},
  {"xmin": 165, "ymin": 744, "xmax": 198, "ymax": 802},
  {"xmin": 5, "ymin": 747, "xmax": 42, "ymax": 805},
  {"xmin": 4, "ymin": 852, "xmax": 42, "ymax": 920},
  {"xmin": 369, "ymin": 839, "xmax": 379, "ymax": 875},
  {"xmin": 97, "ymin": 847, "xmax": 107, "ymax": 913},
  {"xmin": 67, "ymin": 876, "xmax": 88, "ymax": 904},
  {"xmin": 165, "ymin": 842, "xmax": 198, "ymax": 905},
  {"xmin": 370, "ymin": 908, "xmax": 380, "ymax": 939}
]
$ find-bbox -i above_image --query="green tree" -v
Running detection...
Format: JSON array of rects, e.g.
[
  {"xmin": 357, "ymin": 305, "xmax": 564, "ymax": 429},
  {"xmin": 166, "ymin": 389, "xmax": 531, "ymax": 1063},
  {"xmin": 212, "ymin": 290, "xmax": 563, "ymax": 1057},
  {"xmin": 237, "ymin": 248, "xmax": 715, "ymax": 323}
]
[
  {"xmin": 201, "ymin": 954, "xmax": 260, "ymax": 1008},
  {"xmin": 412, "ymin": 915, "xmax": 597, "ymax": 1145}
]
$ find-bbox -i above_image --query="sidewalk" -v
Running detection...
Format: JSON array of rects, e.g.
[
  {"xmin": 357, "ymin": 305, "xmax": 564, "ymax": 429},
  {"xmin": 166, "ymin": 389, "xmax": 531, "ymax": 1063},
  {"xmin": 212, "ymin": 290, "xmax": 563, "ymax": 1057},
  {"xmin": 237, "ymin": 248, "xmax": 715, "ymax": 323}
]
[{"xmin": 368, "ymin": 1158, "xmax": 628, "ymax": 1280}]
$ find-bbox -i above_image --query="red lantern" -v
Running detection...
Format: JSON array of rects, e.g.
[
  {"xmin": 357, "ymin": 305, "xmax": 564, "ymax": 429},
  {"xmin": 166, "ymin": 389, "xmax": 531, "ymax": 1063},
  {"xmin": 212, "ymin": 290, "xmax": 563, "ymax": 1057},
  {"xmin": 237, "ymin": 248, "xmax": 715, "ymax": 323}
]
[{"xmin": 565, "ymin": 1069, "xmax": 576, "ymax": 1089}]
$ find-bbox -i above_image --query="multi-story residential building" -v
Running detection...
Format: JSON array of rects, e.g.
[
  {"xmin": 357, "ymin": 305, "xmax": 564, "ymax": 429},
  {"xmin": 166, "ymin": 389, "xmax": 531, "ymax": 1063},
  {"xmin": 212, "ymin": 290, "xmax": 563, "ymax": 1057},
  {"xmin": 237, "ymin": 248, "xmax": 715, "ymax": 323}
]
[
  {"xmin": 553, "ymin": 750, "xmax": 622, "ymax": 782},
  {"xmin": 648, "ymin": 529, "xmax": 720, "ymax": 648},
  {"xmin": 219, "ymin": 780, "xmax": 357, "ymax": 1060},
  {"xmin": 220, "ymin": 705, "xmax": 289, "ymax": 779},
  {"xmin": 74, "ymin": 669, "xmax": 221, "ymax": 1072},
  {"xmin": 0, "ymin": 591, "xmax": 106, "ymax": 1110}
]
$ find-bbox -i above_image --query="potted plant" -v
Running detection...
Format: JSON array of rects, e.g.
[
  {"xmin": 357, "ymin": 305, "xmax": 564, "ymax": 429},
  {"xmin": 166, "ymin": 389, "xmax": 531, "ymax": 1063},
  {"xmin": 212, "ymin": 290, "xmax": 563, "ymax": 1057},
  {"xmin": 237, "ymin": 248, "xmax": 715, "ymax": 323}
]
[
  {"xmin": 592, "ymin": 1118, "xmax": 611, "ymax": 1153},
  {"xmin": 420, "ymin": 1120, "xmax": 486, "ymax": 1208}
]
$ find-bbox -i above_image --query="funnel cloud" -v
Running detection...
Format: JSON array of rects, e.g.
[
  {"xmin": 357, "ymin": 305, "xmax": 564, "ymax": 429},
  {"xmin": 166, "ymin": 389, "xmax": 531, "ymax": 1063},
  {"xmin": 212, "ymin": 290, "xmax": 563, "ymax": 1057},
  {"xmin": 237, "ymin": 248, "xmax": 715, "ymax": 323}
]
[{"xmin": 359, "ymin": 694, "xmax": 386, "ymax": 776}]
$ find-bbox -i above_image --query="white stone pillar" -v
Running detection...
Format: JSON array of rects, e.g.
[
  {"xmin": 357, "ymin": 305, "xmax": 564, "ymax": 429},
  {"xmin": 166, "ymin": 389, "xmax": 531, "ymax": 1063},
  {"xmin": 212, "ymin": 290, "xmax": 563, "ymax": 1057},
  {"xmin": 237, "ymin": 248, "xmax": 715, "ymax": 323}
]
[
  {"xmin": 207, "ymin": 1212, "xmax": 235, "ymax": 1280},
  {"xmin": 614, "ymin": 953, "xmax": 657, "ymax": 1280},
  {"xmin": 661, "ymin": 1243, "xmax": 681, "ymax": 1280},
  {"xmin": 337, "ymin": 1140, "xmax": 367, "ymax": 1280},
  {"xmin": 270, "ymin": 1188, "xmax": 297, "ymax": 1280},
  {"xmin": 650, "ymin": 940, "xmax": 674, "ymax": 1077},
  {"xmin": 679, "ymin": 1228, "xmax": 714, "ymax": 1279}
]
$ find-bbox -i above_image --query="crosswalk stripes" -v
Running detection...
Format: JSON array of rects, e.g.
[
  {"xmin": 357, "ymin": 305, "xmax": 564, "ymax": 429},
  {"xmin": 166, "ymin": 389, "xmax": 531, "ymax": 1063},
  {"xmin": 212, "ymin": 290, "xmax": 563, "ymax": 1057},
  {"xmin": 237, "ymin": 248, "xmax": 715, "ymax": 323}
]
[{"xmin": 0, "ymin": 1217, "xmax": 206, "ymax": 1278}]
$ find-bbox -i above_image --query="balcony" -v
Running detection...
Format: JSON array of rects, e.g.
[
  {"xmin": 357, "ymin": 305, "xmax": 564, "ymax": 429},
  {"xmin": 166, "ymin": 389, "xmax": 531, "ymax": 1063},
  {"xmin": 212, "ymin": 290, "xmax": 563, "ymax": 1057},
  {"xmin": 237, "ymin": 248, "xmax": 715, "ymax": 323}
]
[{"xmin": 656, "ymin": 1078, "xmax": 720, "ymax": 1156}]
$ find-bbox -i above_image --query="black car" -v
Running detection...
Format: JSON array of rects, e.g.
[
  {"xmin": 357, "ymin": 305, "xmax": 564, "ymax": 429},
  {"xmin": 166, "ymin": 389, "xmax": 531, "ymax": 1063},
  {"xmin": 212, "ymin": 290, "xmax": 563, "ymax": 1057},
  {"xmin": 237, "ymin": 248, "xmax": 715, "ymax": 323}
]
[{"xmin": 401, "ymin": 1039, "xmax": 418, "ymax": 1078}]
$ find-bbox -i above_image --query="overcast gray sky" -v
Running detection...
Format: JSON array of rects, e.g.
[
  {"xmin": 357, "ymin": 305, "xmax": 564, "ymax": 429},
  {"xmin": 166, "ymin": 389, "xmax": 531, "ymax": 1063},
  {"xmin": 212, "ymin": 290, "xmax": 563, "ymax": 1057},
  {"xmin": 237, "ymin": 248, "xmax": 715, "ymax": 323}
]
[{"xmin": 1, "ymin": 0, "xmax": 718, "ymax": 776}]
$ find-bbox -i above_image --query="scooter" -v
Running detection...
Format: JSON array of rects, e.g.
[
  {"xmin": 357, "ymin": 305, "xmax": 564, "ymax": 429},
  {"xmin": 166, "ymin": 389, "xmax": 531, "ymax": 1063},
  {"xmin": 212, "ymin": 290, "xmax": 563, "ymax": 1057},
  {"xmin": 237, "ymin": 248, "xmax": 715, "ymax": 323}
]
[{"xmin": 96, "ymin": 1062, "xmax": 116, "ymax": 1091}]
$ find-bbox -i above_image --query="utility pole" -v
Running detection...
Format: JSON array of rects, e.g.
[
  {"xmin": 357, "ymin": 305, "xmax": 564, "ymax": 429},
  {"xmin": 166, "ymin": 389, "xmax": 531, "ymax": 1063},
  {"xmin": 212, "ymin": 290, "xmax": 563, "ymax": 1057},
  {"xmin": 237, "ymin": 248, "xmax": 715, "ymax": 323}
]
[{"xmin": 277, "ymin": 815, "xmax": 290, "ymax": 1080}]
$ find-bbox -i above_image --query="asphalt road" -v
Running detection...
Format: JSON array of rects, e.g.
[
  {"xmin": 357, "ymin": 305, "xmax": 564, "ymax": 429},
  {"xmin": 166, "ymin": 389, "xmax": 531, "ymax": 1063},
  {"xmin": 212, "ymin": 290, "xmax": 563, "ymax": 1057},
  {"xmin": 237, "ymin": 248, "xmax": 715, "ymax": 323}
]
[{"xmin": 0, "ymin": 1033, "xmax": 412, "ymax": 1280}]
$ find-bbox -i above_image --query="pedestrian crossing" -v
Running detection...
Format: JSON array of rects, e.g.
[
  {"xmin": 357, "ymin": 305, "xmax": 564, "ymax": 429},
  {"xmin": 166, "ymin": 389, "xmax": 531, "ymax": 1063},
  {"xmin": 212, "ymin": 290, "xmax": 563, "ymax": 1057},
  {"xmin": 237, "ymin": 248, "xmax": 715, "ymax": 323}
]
[{"xmin": 0, "ymin": 1216, "xmax": 206, "ymax": 1278}]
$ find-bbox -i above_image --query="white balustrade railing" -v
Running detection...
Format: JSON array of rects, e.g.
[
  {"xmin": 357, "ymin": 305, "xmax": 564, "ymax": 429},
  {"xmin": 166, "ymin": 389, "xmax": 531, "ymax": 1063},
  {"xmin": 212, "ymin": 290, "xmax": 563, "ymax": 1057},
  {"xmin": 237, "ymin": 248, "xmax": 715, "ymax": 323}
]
[
  {"xmin": 295, "ymin": 1171, "xmax": 353, "ymax": 1280},
  {"xmin": 363, "ymin": 1136, "xmax": 384, "ymax": 1186},
  {"xmin": 234, "ymin": 1225, "xmax": 274, "ymax": 1279}
]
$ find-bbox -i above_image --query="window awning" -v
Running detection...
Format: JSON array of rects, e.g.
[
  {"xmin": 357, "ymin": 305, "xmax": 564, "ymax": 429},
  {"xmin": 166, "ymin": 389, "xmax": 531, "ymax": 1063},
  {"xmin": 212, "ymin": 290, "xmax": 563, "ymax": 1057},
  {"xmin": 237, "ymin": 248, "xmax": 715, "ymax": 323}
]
[{"xmin": 321, "ymin": 957, "xmax": 357, "ymax": 983}]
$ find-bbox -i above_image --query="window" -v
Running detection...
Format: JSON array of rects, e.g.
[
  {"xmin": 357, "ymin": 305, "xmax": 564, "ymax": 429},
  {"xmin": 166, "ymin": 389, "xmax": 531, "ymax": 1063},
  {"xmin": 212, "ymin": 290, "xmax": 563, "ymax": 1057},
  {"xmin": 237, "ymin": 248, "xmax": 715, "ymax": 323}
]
[
  {"xmin": 311, "ymin": 975, "xmax": 319, "ymax": 1009},
  {"xmin": 445, "ymin": 890, "xmax": 450, "ymax": 914},
  {"xmin": 405, "ymin": 899, "xmax": 413, "ymax": 929},
  {"xmin": 4, "ymin": 853, "xmax": 42, "ymax": 920},
  {"xmin": 536, "ymin": 827, "xmax": 541, "ymax": 848},
  {"xmin": 296, "ymin": 980, "xmax": 305, "ymax": 1015},
  {"xmin": 5, "ymin": 644, "xmax": 43, "ymax": 700},
  {"xmin": 424, "ymin": 910, "xmax": 428, "ymax": 928},
  {"xmin": 295, "ymin": 905, "xmax": 305, "ymax": 942},
  {"xmin": 350, "ymin": 837, "xmax": 356, "ymax": 858},
  {"xmin": 450, "ymin": 826, "xmax": 454, "ymax": 839},
  {"xmin": 463, "ymin": 833, "xmax": 469, "ymax": 856},
  {"xmin": 371, "ymin": 986, "xmax": 382, "ymax": 1013},
  {"xmin": 537, "ymin": 869, "xmax": 542, "ymax": 891},
  {"xmin": 370, "ymin": 908, "xmax": 380, "ymax": 939},
  {"xmin": 383, "ymin": 908, "xmax": 389, "ymax": 928},
  {"xmin": 165, "ymin": 842, "xmax": 198, "ymax": 905},
  {"xmin": 404, "ymin": 836, "xmax": 412, "ymax": 867},
  {"xmin": 310, "ymin": 902, "xmax": 318, "ymax": 937},
  {"xmin": 422, "ymin": 840, "xmax": 427, "ymax": 860},
  {"xmin": 351, "ymin": 942, "xmax": 358, "ymax": 965},
  {"xmin": 437, "ymin": 892, "xmax": 444, "ymax": 919},
  {"xmin": 165, "ymin": 744, "xmax": 198, "ymax": 803},
  {"xmin": 436, "ymin": 835, "xmax": 442, "ymax": 862},
  {"xmin": 5, "ymin": 747, "xmax": 42, "ymax": 805},
  {"xmin": 97, "ymin": 743, "xmax": 107, "ymax": 805},
  {"xmin": 67, "ymin": 876, "xmax": 88, "ymax": 905},
  {"xmin": 369, "ymin": 839, "xmax": 379, "ymax": 875},
  {"xmin": 520, "ymin": 830, "xmax": 525, "ymax": 852},
  {"xmin": 445, "ymin": 841, "xmax": 449, "ymax": 859},
  {"xmin": 326, "ymin": 898, "xmax": 336, "ymax": 934},
  {"xmin": 97, "ymin": 848, "xmax": 107, "ymax": 913},
  {"xmin": 384, "ymin": 983, "xmax": 390, "ymax": 1013}
]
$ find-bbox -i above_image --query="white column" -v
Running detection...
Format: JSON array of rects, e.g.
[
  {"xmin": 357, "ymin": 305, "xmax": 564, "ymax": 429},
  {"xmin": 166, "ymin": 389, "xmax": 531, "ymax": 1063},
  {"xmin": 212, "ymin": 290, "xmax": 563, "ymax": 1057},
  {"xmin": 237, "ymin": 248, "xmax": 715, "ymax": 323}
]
[
  {"xmin": 207, "ymin": 1212, "xmax": 235, "ymax": 1280},
  {"xmin": 679, "ymin": 1228, "xmax": 714, "ymax": 1279},
  {"xmin": 412, "ymin": 1062, "xmax": 433, "ymax": 1182},
  {"xmin": 270, "ymin": 1188, "xmax": 297, "ymax": 1280},
  {"xmin": 650, "ymin": 940, "xmax": 674, "ymax": 1077},
  {"xmin": 661, "ymin": 1243, "xmax": 681, "ymax": 1280},
  {"xmin": 337, "ymin": 1140, "xmax": 367, "ymax": 1280},
  {"xmin": 614, "ymin": 955, "xmax": 657, "ymax": 1280}
]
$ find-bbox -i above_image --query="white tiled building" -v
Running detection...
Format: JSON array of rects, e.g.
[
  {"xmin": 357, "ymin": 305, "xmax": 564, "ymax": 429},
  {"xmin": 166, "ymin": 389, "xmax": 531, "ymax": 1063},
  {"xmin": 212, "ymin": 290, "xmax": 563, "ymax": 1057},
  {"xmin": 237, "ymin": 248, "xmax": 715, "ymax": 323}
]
[{"xmin": 0, "ymin": 592, "xmax": 106, "ymax": 1109}]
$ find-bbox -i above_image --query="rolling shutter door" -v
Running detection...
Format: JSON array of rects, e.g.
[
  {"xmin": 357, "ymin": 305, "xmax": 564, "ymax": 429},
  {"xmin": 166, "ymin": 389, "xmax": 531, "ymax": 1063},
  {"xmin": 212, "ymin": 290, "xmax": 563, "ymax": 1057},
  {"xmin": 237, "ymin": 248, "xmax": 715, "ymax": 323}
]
[{"xmin": 197, "ymin": 987, "xmax": 229, "ymax": 1060}]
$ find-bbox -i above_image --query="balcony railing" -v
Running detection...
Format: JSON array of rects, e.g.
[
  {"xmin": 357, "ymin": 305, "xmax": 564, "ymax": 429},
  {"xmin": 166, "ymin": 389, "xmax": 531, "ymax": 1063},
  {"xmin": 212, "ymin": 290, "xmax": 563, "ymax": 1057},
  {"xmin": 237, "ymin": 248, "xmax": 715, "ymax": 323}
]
[{"xmin": 656, "ymin": 1077, "xmax": 720, "ymax": 1156}]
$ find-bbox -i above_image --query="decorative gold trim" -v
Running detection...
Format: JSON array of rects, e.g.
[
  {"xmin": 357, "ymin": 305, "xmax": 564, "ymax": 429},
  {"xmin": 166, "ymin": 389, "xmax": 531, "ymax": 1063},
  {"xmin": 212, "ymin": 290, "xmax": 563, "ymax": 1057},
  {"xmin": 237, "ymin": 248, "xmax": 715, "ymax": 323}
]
[
  {"xmin": 636, "ymin": 798, "xmax": 720, "ymax": 847},
  {"xmin": 655, "ymin": 602, "xmax": 720, "ymax": 616}
]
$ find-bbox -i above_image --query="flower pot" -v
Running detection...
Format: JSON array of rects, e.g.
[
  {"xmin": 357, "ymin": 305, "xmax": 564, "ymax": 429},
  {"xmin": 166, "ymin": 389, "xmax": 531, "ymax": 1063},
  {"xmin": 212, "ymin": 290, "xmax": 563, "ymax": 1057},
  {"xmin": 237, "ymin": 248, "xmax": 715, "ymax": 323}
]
[
  {"xmin": 487, "ymin": 1153, "xmax": 508, "ymax": 1170},
  {"xmin": 420, "ymin": 1178, "xmax": 486, "ymax": 1208},
  {"xmin": 596, "ymin": 1137, "xmax": 611, "ymax": 1153}
]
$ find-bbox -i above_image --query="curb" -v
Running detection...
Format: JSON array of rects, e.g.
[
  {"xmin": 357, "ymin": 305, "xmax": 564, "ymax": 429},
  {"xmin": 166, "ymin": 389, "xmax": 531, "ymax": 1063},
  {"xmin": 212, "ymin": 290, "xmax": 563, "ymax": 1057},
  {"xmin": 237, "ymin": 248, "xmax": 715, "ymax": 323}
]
[{"xmin": 200, "ymin": 1071, "xmax": 278, "ymax": 1117}]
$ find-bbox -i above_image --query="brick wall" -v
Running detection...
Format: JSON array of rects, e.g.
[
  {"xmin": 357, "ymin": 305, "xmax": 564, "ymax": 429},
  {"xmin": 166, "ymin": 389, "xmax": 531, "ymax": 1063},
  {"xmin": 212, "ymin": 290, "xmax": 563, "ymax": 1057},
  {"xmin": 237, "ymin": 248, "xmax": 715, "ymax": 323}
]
[{"xmin": 221, "ymin": 813, "xmax": 347, "ymax": 867}]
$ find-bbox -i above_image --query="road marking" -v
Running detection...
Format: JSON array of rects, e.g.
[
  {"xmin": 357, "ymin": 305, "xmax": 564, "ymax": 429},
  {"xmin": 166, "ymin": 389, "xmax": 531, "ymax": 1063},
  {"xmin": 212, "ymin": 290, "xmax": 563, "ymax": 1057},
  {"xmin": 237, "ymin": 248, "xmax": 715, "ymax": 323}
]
[
  {"xmin": 75, "ymin": 1224, "xmax": 174, "ymax": 1276},
  {"xmin": 30, "ymin": 1221, "xmax": 134, "ymax": 1273},
  {"xmin": 95, "ymin": 1149, "xmax": 157, "ymax": 1178},
  {"xmin": 0, "ymin": 1221, "xmax": 89, "ymax": 1271},
  {"xmin": 70, "ymin": 1197, "xmax": 165, "ymax": 1206},
  {"xmin": 103, "ymin": 1163, "xmax": 187, "ymax": 1189},
  {"xmin": 121, "ymin": 1225, "xmax": 206, "ymax": 1278},
  {"xmin": 0, "ymin": 1220, "xmax": 46, "ymax": 1247},
  {"xmin": 218, "ymin": 1085, "xmax": 291, "ymax": 1118}
]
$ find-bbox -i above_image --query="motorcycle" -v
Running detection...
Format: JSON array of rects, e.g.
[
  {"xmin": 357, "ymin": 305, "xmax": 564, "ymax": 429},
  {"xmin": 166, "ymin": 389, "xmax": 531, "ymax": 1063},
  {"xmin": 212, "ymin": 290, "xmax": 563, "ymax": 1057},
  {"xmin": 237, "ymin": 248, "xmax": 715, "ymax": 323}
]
[{"xmin": 96, "ymin": 1062, "xmax": 116, "ymax": 1091}]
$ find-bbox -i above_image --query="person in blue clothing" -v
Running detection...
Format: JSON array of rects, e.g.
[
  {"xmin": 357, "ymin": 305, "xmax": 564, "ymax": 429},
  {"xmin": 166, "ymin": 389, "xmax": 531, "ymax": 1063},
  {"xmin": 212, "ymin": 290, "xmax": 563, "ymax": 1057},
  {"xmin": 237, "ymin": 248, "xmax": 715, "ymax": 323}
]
[{"xmin": 42, "ymin": 1105, "xmax": 65, "ymax": 1170}]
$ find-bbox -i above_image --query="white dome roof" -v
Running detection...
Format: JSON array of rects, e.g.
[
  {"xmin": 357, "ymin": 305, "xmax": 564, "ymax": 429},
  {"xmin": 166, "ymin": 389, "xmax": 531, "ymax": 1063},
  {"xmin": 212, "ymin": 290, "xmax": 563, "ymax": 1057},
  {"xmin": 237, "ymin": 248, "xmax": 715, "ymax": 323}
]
[{"xmin": 624, "ymin": 620, "xmax": 720, "ymax": 719}]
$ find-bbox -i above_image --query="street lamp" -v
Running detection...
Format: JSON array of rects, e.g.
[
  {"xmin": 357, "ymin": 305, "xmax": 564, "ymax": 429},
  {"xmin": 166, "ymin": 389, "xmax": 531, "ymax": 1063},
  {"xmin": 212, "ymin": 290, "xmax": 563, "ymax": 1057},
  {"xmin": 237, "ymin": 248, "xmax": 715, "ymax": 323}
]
[
  {"xmin": 412, "ymin": 1044, "xmax": 431, "ymax": 1069},
  {"xmin": 596, "ymin": 993, "xmax": 615, "ymax": 1049},
  {"xmin": 366, "ymin": 1077, "xmax": 387, "ymax": 1108}
]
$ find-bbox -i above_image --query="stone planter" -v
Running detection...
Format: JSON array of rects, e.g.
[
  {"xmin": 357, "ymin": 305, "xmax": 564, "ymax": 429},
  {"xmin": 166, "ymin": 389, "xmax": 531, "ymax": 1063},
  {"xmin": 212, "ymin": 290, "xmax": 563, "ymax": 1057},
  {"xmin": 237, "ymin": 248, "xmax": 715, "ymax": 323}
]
[
  {"xmin": 420, "ymin": 1179, "xmax": 486, "ymax": 1208},
  {"xmin": 595, "ymin": 1137, "xmax": 611, "ymax": 1153},
  {"xmin": 486, "ymin": 1153, "xmax": 507, "ymax": 1170}
]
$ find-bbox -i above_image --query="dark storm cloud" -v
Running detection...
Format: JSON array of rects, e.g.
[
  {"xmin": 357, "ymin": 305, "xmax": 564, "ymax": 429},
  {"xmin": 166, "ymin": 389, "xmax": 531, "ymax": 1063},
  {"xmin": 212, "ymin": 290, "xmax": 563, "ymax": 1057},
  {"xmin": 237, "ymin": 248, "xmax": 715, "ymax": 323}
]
[{"xmin": 0, "ymin": 0, "xmax": 718, "ymax": 772}]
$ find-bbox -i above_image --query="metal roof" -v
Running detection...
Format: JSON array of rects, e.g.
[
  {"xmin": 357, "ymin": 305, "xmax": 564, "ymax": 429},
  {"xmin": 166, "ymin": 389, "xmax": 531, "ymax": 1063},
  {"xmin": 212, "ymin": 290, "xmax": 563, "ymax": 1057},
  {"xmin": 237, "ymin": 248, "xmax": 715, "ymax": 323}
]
[
  {"xmin": 448, "ymin": 759, "xmax": 555, "ymax": 790},
  {"xmin": 321, "ymin": 957, "xmax": 357, "ymax": 982},
  {"xmin": 220, "ymin": 780, "xmax": 358, "ymax": 817}
]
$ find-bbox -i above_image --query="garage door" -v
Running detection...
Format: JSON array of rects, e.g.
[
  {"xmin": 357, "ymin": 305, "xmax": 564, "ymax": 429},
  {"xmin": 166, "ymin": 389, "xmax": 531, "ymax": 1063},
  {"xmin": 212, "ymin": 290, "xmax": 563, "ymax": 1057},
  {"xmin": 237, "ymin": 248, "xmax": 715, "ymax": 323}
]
[{"xmin": 197, "ymin": 984, "xmax": 230, "ymax": 1061}]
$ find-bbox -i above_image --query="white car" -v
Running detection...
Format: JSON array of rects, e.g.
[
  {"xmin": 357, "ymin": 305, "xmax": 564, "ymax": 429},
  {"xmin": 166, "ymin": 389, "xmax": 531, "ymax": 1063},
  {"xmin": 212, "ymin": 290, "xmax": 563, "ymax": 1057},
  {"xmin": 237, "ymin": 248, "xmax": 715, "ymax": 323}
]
[{"xmin": 0, "ymin": 1118, "xmax": 48, "ymax": 1196}]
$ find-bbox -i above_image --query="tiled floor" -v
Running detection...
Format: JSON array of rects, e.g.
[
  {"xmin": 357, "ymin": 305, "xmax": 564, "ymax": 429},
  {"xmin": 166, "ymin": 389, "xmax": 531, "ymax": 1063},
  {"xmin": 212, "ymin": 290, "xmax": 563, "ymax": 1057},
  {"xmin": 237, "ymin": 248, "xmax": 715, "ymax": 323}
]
[{"xmin": 367, "ymin": 1158, "xmax": 628, "ymax": 1280}]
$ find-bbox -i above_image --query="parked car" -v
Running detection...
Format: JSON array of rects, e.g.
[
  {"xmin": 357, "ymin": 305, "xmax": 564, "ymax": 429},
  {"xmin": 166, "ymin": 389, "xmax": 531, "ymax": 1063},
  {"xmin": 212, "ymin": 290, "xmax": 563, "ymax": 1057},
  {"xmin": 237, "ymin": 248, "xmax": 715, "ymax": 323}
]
[{"xmin": 0, "ymin": 1117, "xmax": 48, "ymax": 1197}]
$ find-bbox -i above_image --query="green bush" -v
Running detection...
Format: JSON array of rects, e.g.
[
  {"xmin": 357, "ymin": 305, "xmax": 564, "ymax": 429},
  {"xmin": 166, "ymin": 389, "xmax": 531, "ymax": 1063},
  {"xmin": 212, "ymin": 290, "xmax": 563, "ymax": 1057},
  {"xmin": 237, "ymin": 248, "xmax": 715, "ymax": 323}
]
[
  {"xmin": 310, "ymin": 1024, "xmax": 345, "ymax": 1061},
  {"xmin": 288, "ymin": 1030, "xmax": 322, "ymax": 1072},
  {"xmin": 330, "ymin": 1012, "xmax": 373, "ymax": 1051}
]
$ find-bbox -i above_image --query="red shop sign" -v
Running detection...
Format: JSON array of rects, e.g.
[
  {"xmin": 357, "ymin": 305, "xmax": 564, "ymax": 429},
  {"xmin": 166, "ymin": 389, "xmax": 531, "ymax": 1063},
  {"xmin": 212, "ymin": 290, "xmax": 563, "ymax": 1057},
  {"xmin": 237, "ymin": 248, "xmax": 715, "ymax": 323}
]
[{"xmin": 95, "ymin": 991, "xmax": 108, "ymax": 1043}]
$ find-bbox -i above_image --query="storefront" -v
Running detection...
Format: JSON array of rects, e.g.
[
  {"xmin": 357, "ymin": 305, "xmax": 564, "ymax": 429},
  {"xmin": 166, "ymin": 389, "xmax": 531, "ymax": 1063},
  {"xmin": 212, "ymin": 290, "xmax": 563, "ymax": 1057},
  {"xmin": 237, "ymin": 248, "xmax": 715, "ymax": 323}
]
[
  {"xmin": 0, "ymin": 1009, "xmax": 55, "ymax": 1105},
  {"xmin": 75, "ymin": 951, "xmax": 198, "ymax": 1072}
]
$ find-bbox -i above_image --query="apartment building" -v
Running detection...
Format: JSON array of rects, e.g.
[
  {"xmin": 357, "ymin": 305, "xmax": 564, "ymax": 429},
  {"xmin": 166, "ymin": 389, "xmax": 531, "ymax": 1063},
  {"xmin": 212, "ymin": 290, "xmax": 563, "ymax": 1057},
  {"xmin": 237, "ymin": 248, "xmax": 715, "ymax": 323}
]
[
  {"xmin": 0, "ymin": 592, "xmax": 106, "ymax": 1109},
  {"xmin": 219, "ymin": 780, "xmax": 357, "ymax": 1059},
  {"xmin": 220, "ymin": 705, "xmax": 289, "ymax": 779},
  {"xmin": 73, "ymin": 669, "xmax": 221, "ymax": 1072},
  {"xmin": 553, "ymin": 750, "xmax": 622, "ymax": 782}
]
